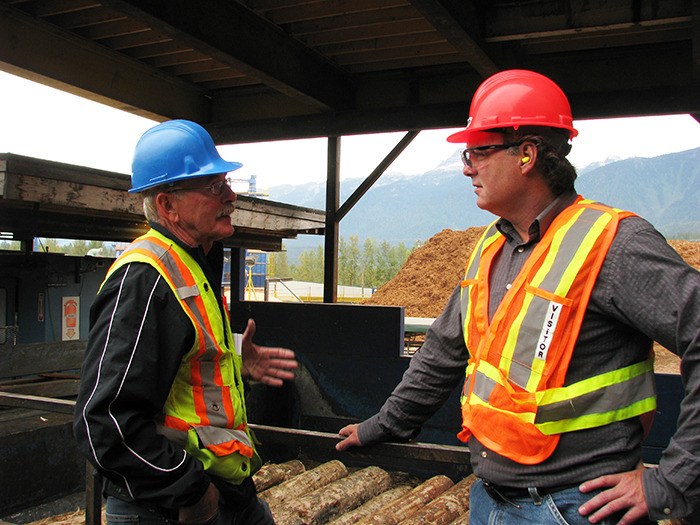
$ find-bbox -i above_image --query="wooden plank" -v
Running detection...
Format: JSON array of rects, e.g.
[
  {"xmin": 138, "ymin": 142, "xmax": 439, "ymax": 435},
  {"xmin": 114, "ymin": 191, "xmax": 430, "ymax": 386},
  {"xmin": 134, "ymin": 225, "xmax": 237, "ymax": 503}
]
[
  {"xmin": 0, "ymin": 379, "xmax": 80, "ymax": 399},
  {"xmin": 0, "ymin": 341, "xmax": 86, "ymax": 378},
  {"xmin": 0, "ymin": 392, "xmax": 76, "ymax": 414},
  {"xmin": 1, "ymin": 152, "xmax": 131, "ymax": 189},
  {"xmin": 3, "ymin": 173, "xmax": 143, "ymax": 214}
]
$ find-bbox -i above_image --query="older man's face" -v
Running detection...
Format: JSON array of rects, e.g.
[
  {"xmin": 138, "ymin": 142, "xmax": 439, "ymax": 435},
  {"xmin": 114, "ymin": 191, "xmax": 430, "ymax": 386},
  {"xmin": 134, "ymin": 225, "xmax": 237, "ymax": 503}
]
[{"xmin": 163, "ymin": 173, "xmax": 236, "ymax": 251}]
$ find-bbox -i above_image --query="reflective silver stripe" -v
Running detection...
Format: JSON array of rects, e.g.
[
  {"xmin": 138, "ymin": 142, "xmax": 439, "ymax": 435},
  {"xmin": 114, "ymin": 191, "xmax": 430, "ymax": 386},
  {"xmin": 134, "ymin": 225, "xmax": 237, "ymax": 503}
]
[
  {"xmin": 471, "ymin": 369, "xmax": 497, "ymax": 401},
  {"xmin": 196, "ymin": 426, "xmax": 253, "ymax": 449},
  {"xmin": 156, "ymin": 422, "xmax": 188, "ymax": 448},
  {"xmin": 506, "ymin": 207, "xmax": 610, "ymax": 388},
  {"xmin": 535, "ymin": 368, "xmax": 655, "ymax": 424},
  {"xmin": 177, "ymin": 285, "xmax": 200, "ymax": 299},
  {"xmin": 460, "ymin": 223, "xmax": 499, "ymax": 322}
]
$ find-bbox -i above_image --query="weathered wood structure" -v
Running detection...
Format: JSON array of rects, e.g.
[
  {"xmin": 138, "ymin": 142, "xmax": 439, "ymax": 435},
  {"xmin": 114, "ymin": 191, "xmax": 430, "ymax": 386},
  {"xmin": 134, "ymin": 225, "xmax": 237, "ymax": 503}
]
[{"xmin": 0, "ymin": 152, "xmax": 325, "ymax": 251}]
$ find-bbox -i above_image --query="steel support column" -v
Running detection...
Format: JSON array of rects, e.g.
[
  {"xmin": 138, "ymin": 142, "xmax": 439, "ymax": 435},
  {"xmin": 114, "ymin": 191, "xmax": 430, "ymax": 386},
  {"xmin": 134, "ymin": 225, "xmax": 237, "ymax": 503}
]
[{"xmin": 323, "ymin": 137, "xmax": 340, "ymax": 303}]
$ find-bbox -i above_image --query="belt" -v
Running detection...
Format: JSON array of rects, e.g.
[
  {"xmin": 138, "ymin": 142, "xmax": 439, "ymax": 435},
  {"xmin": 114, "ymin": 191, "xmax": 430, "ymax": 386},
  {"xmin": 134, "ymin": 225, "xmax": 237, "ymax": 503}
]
[{"xmin": 481, "ymin": 479, "xmax": 579, "ymax": 509}]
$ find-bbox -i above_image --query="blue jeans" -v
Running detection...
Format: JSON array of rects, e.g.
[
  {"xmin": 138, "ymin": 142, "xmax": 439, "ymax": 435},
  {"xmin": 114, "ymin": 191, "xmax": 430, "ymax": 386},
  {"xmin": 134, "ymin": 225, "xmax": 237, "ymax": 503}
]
[
  {"xmin": 105, "ymin": 495, "xmax": 274, "ymax": 525},
  {"xmin": 469, "ymin": 479, "xmax": 655, "ymax": 525}
]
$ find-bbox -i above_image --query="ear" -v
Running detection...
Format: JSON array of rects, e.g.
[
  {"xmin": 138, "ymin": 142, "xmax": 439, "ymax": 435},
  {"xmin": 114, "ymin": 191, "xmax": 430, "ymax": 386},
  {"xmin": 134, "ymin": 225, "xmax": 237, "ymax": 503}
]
[
  {"xmin": 520, "ymin": 144, "xmax": 536, "ymax": 172},
  {"xmin": 155, "ymin": 192, "xmax": 179, "ymax": 220}
]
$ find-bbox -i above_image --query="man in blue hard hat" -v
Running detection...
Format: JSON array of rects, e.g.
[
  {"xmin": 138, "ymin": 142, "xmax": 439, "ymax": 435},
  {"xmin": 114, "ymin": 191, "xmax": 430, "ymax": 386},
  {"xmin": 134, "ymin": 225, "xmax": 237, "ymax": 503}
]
[{"xmin": 74, "ymin": 120, "xmax": 298, "ymax": 524}]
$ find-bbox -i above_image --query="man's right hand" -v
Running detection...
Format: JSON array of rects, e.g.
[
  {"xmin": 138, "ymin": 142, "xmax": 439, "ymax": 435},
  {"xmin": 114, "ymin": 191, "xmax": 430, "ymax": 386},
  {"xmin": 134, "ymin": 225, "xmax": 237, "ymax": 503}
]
[
  {"xmin": 336, "ymin": 424, "xmax": 363, "ymax": 451},
  {"xmin": 178, "ymin": 482, "xmax": 220, "ymax": 524}
]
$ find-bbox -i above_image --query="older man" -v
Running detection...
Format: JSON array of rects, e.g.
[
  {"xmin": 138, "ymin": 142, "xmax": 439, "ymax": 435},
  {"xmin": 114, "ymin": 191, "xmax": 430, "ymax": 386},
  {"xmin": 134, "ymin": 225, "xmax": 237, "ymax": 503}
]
[{"xmin": 74, "ymin": 120, "xmax": 297, "ymax": 525}]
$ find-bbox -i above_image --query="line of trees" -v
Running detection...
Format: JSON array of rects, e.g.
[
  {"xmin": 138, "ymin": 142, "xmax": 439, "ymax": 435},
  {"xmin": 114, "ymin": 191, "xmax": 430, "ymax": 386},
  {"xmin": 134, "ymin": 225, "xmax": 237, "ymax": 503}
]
[
  {"xmin": 1, "ymin": 236, "xmax": 416, "ymax": 290},
  {"xmin": 269, "ymin": 235, "xmax": 415, "ymax": 288},
  {"xmin": 0, "ymin": 238, "xmax": 116, "ymax": 256}
]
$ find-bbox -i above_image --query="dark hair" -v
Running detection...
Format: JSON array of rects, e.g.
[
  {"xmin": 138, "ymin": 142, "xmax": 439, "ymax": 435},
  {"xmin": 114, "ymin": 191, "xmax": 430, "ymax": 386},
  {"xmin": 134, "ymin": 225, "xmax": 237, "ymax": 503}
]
[{"xmin": 503, "ymin": 127, "xmax": 577, "ymax": 196}]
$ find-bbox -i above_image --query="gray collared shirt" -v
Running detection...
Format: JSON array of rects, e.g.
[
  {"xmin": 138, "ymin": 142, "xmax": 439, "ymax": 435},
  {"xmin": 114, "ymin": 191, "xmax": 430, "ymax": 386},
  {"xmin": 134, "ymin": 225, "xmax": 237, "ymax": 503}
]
[{"xmin": 358, "ymin": 191, "xmax": 700, "ymax": 520}]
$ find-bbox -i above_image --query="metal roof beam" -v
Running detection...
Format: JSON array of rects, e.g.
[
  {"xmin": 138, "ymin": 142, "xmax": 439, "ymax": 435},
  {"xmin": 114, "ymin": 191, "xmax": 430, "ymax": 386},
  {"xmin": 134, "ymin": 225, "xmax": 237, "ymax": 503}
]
[
  {"xmin": 103, "ymin": 0, "xmax": 355, "ymax": 111},
  {"xmin": 407, "ymin": 0, "xmax": 499, "ymax": 77},
  {"xmin": 0, "ymin": 3, "xmax": 207, "ymax": 122}
]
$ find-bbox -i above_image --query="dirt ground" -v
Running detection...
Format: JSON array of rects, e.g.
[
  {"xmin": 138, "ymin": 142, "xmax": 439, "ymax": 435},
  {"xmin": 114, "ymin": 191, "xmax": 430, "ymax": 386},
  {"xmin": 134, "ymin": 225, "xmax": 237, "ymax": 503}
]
[{"xmin": 365, "ymin": 226, "xmax": 700, "ymax": 375}]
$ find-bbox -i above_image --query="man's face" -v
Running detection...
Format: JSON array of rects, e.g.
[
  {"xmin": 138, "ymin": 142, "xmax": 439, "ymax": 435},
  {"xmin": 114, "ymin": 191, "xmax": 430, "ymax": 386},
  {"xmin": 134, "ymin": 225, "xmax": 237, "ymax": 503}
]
[
  {"xmin": 461, "ymin": 133, "xmax": 524, "ymax": 217},
  {"xmin": 161, "ymin": 173, "xmax": 236, "ymax": 250}
]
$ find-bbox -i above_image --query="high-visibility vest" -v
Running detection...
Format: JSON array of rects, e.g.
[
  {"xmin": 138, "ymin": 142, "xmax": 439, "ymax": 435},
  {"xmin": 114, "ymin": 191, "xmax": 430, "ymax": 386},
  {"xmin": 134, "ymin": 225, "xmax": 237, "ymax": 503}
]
[
  {"xmin": 458, "ymin": 198, "xmax": 656, "ymax": 465},
  {"xmin": 104, "ymin": 229, "xmax": 260, "ymax": 483}
]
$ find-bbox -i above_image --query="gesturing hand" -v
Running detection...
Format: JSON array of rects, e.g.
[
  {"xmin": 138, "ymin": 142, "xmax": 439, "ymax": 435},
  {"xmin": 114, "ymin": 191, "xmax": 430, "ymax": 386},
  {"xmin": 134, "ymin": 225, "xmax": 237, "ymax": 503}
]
[{"xmin": 240, "ymin": 318, "xmax": 298, "ymax": 387}]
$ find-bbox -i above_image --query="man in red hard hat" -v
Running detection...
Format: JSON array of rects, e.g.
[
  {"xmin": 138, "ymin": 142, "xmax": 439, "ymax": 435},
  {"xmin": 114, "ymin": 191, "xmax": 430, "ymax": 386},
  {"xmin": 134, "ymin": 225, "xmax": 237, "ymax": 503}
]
[
  {"xmin": 337, "ymin": 70, "xmax": 700, "ymax": 524},
  {"xmin": 74, "ymin": 120, "xmax": 298, "ymax": 525}
]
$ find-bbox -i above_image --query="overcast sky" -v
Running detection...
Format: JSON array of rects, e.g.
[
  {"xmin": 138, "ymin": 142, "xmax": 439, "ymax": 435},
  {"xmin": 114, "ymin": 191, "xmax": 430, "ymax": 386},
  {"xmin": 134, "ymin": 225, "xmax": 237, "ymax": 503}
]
[{"xmin": 1, "ymin": 70, "xmax": 699, "ymax": 191}]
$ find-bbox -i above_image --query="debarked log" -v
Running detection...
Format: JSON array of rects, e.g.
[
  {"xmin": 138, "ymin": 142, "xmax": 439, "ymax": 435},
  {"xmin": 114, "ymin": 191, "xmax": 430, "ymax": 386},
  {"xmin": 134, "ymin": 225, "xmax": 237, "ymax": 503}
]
[
  {"xmin": 356, "ymin": 475, "xmax": 454, "ymax": 525},
  {"xmin": 272, "ymin": 466, "xmax": 393, "ymax": 525},
  {"xmin": 398, "ymin": 474, "xmax": 475, "ymax": 525},
  {"xmin": 327, "ymin": 485, "xmax": 413, "ymax": 525},
  {"xmin": 253, "ymin": 460, "xmax": 306, "ymax": 492},
  {"xmin": 259, "ymin": 460, "xmax": 348, "ymax": 508},
  {"xmin": 445, "ymin": 512, "xmax": 469, "ymax": 525}
]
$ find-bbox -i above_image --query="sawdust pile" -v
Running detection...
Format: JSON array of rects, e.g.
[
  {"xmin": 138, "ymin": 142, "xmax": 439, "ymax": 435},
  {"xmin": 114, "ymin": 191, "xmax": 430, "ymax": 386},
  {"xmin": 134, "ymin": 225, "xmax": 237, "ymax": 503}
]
[
  {"xmin": 365, "ymin": 227, "xmax": 486, "ymax": 318},
  {"xmin": 364, "ymin": 227, "xmax": 700, "ymax": 374}
]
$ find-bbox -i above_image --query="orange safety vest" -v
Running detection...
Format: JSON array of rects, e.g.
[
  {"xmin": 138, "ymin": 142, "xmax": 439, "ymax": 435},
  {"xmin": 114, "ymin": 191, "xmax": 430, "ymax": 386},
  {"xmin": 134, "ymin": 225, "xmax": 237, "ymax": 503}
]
[
  {"xmin": 458, "ymin": 198, "xmax": 656, "ymax": 464},
  {"xmin": 104, "ymin": 229, "xmax": 260, "ymax": 483}
]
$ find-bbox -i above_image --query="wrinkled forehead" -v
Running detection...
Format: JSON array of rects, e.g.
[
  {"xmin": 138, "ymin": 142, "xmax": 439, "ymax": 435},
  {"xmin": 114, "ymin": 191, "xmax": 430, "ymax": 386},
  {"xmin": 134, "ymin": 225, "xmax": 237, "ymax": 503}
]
[{"xmin": 465, "ymin": 130, "xmax": 506, "ymax": 148}]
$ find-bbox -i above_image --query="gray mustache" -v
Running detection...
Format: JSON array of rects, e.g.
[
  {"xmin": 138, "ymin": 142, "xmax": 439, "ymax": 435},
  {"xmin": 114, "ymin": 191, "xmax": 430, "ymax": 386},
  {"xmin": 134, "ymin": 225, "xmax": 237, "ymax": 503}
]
[{"xmin": 219, "ymin": 205, "xmax": 236, "ymax": 217}]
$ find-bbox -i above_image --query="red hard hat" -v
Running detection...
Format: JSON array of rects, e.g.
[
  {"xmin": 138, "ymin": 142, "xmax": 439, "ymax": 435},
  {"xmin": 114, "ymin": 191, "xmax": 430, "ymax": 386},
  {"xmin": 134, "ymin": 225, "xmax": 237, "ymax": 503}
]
[{"xmin": 447, "ymin": 69, "xmax": 578, "ymax": 144}]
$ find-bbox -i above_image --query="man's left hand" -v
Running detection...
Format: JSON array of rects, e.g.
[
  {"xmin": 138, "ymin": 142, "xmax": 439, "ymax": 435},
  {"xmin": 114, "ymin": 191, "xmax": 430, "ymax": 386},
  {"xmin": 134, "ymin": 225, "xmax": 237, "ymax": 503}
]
[
  {"xmin": 578, "ymin": 463, "xmax": 648, "ymax": 524},
  {"xmin": 240, "ymin": 318, "xmax": 297, "ymax": 387}
]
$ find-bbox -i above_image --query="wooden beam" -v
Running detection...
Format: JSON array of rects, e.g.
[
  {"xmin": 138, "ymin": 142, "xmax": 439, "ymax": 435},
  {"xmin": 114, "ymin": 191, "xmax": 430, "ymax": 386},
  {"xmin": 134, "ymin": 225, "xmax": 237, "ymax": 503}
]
[
  {"xmin": 0, "ymin": 3, "xmax": 207, "ymax": 121},
  {"xmin": 233, "ymin": 196, "xmax": 325, "ymax": 234},
  {"xmin": 2, "ymin": 173, "xmax": 143, "ymax": 215},
  {"xmin": 0, "ymin": 392, "xmax": 76, "ymax": 414}
]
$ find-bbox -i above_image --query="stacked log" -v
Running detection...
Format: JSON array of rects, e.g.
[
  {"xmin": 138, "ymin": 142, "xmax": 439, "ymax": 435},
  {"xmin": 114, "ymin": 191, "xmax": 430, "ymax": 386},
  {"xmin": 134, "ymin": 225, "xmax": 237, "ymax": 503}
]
[
  {"xmin": 397, "ymin": 475, "xmax": 475, "ymax": 525},
  {"xmin": 253, "ymin": 459, "xmax": 306, "ymax": 492},
  {"xmin": 250, "ymin": 459, "xmax": 475, "ymax": 525},
  {"xmin": 445, "ymin": 513, "xmax": 470, "ymax": 525},
  {"xmin": 356, "ymin": 475, "xmax": 454, "ymax": 525},
  {"xmin": 259, "ymin": 460, "xmax": 348, "ymax": 508},
  {"xmin": 272, "ymin": 466, "xmax": 394, "ymax": 525},
  {"xmin": 327, "ymin": 485, "xmax": 413, "ymax": 525}
]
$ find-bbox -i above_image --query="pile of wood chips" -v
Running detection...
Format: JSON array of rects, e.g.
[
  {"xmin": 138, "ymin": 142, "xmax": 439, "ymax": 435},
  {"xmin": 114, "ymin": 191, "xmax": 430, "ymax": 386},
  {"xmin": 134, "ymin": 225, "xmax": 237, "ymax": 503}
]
[
  {"xmin": 255, "ymin": 459, "xmax": 475, "ymax": 525},
  {"xmin": 364, "ymin": 227, "xmax": 700, "ymax": 375}
]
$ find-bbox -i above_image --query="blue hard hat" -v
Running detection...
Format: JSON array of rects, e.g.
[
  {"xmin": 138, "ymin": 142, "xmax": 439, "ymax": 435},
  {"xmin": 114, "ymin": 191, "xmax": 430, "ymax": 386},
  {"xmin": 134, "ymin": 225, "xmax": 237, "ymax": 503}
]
[{"xmin": 130, "ymin": 119, "xmax": 242, "ymax": 193}]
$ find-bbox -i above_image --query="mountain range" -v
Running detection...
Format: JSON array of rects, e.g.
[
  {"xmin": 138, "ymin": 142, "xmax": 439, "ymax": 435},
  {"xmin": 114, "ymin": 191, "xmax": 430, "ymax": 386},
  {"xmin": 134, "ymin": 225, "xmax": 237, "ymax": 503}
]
[{"xmin": 266, "ymin": 147, "xmax": 700, "ymax": 258}]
